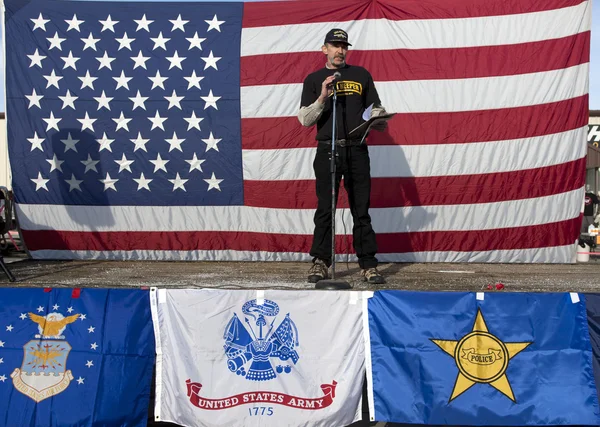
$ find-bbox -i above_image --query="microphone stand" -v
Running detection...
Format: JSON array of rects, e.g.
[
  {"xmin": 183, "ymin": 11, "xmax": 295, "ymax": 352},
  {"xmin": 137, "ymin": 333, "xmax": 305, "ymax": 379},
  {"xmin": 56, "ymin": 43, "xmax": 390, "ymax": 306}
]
[{"xmin": 316, "ymin": 75, "xmax": 351, "ymax": 290}]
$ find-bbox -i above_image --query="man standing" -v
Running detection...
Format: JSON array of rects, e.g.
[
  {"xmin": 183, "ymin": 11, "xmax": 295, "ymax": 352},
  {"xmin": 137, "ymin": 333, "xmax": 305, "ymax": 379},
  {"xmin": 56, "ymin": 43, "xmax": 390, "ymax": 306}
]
[{"xmin": 298, "ymin": 29, "xmax": 387, "ymax": 285}]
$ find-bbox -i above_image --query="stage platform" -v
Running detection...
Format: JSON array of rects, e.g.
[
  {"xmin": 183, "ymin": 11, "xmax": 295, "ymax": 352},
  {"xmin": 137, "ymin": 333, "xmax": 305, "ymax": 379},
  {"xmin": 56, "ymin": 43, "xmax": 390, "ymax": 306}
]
[{"xmin": 2, "ymin": 254, "xmax": 600, "ymax": 292}]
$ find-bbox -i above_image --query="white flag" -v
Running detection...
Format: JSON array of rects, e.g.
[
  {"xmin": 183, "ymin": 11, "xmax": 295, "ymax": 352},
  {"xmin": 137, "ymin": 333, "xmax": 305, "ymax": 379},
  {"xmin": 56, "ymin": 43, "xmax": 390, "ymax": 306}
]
[{"xmin": 151, "ymin": 289, "xmax": 365, "ymax": 427}]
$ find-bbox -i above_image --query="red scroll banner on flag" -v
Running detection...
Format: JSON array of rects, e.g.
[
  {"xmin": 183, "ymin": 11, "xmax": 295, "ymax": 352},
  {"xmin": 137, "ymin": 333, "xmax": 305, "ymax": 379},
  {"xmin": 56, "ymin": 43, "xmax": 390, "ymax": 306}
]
[{"xmin": 186, "ymin": 379, "xmax": 337, "ymax": 410}]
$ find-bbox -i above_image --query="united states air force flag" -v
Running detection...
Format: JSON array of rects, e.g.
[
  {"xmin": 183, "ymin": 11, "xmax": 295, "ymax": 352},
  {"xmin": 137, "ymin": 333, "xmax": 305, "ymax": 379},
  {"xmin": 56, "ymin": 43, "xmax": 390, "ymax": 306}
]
[
  {"xmin": 151, "ymin": 289, "xmax": 365, "ymax": 427},
  {"xmin": 0, "ymin": 288, "xmax": 155, "ymax": 426},
  {"xmin": 366, "ymin": 291, "xmax": 600, "ymax": 425}
]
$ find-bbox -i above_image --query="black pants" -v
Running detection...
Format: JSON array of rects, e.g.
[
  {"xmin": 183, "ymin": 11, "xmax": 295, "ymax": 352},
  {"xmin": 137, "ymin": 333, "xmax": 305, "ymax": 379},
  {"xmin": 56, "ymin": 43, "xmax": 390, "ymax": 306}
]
[{"xmin": 309, "ymin": 143, "xmax": 378, "ymax": 269}]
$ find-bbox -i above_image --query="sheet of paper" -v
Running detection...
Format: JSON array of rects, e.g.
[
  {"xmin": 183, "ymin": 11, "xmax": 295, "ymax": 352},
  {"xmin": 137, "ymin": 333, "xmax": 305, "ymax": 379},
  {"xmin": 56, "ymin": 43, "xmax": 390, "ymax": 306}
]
[{"xmin": 362, "ymin": 103, "xmax": 374, "ymax": 121}]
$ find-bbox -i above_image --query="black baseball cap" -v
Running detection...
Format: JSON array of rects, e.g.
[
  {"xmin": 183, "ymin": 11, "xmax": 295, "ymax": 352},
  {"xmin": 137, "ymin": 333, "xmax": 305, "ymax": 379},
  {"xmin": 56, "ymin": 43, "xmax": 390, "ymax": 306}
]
[{"xmin": 324, "ymin": 28, "xmax": 352, "ymax": 46}]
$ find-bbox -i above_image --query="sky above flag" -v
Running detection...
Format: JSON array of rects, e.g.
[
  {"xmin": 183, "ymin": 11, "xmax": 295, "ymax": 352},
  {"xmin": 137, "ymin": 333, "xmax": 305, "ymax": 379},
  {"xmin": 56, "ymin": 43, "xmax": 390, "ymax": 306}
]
[{"xmin": 1, "ymin": 0, "xmax": 599, "ymax": 110}]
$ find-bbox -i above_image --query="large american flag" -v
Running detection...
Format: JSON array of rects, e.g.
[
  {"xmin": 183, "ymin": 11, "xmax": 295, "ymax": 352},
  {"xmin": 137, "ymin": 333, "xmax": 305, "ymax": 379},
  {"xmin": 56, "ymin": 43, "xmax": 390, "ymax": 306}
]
[{"xmin": 5, "ymin": 0, "xmax": 590, "ymax": 262}]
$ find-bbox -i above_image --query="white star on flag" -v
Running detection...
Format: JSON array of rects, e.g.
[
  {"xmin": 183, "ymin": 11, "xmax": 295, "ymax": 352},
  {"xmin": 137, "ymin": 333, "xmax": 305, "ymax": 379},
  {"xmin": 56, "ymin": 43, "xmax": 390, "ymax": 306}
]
[
  {"xmin": 46, "ymin": 154, "xmax": 64, "ymax": 173},
  {"xmin": 99, "ymin": 15, "xmax": 119, "ymax": 32},
  {"xmin": 27, "ymin": 49, "xmax": 46, "ymax": 68},
  {"xmin": 6, "ymin": 325, "xmax": 14, "ymax": 332},
  {"xmin": 170, "ymin": 14, "xmax": 189, "ymax": 32},
  {"xmin": 131, "ymin": 50, "xmax": 150, "ymax": 69},
  {"xmin": 201, "ymin": 51, "xmax": 221, "ymax": 70},
  {"xmin": 169, "ymin": 173, "xmax": 188, "ymax": 191},
  {"xmin": 78, "ymin": 112, "xmax": 97, "ymax": 132},
  {"xmin": 43, "ymin": 111, "xmax": 61, "ymax": 131},
  {"xmin": 148, "ymin": 70, "xmax": 168, "ymax": 90},
  {"xmin": 202, "ymin": 132, "xmax": 222, "ymax": 152},
  {"xmin": 133, "ymin": 173, "xmax": 153, "ymax": 191},
  {"xmin": 113, "ymin": 112, "xmax": 132, "ymax": 131},
  {"xmin": 65, "ymin": 14, "xmax": 84, "ymax": 32},
  {"xmin": 81, "ymin": 154, "xmax": 100, "ymax": 173},
  {"xmin": 131, "ymin": 132, "xmax": 150, "ymax": 152},
  {"xmin": 67, "ymin": 307, "xmax": 74, "ymax": 313},
  {"xmin": 79, "ymin": 70, "xmax": 98, "ymax": 90},
  {"xmin": 184, "ymin": 111, "xmax": 204, "ymax": 131},
  {"xmin": 19, "ymin": 313, "xmax": 27, "ymax": 320},
  {"xmin": 204, "ymin": 172, "xmax": 224, "ymax": 191},
  {"xmin": 36, "ymin": 306, "xmax": 44, "ymax": 313},
  {"xmin": 53, "ymin": 304, "xmax": 59, "ymax": 310},
  {"xmin": 114, "ymin": 70, "xmax": 133, "ymax": 90},
  {"xmin": 88, "ymin": 326, "xmax": 95, "ymax": 333},
  {"xmin": 77, "ymin": 377, "xmax": 85, "ymax": 385},
  {"xmin": 65, "ymin": 174, "xmax": 83, "ymax": 192},
  {"xmin": 61, "ymin": 132, "xmax": 79, "ymax": 152},
  {"xmin": 26, "ymin": 88, "xmax": 43, "ymax": 109},
  {"xmin": 43, "ymin": 70, "xmax": 63, "ymax": 89},
  {"xmin": 99, "ymin": 173, "xmax": 118, "ymax": 191},
  {"xmin": 151, "ymin": 32, "xmax": 170, "ymax": 50},
  {"xmin": 165, "ymin": 90, "xmax": 184, "ymax": 109},
  {"xmin": 148, "ymin": 110, "xmax": 167, "ymax": 130},
  {"xmin": 61, "ymin": 51, "xmax": 80, "ymax": 70},
  {"xmin": 115, "ymin": 154, "xmax": 135, "ymax": 173},
  {"xmin": 31, "ymin": 13, "xmax": 50, "ymax": 31},
  {"xmin": 205, "ymin": 15, "xmax": 225, "ymax": 32},
  {"xmin": 166, "ymin": 51, "xmax": 186, "ymax": 70},
  {"xmin": 186, "ymin": 32, "xmax": 206, "ymax": 50},
  {"xmin": 186, "ymin": 153, "xmax": 205, "ymax": 172},
  {"xmin": 166, "ymin": 132, "xmax": 185, "ymax": 152},
  {"xmin": 94, "ymin": 90, "xmax": 113, "ymax": 110},
  {"xmin": 96, "ymin": 132, "xmax": 115, "ymax": 152},
  {"xmin": 150, "ymin": 154, "xmax": 169, "ymax": 173},
  {"xmin": 81, "ymin": 33, "xmax": 100, "ymax": 51},
  {"xmin": 129, "ymin": 90, "xmax": 149, "ymax": 110},
  {"xmin": 58, "ymin": 89, "xmax": 78, "ymax": 110},
  {"xmin": 184, "ymin": 71, "xmax": 204, "ymax": 90},
  {"xmin": 134, "ymin": 14, "xmax": 153, "ymax": 32},
  {"xmin": 31, "ymin": 172, "xmax": 50, "ymax": 191},
  {"xmin": 201, "ymin": 90, "xmax": 220, "ymax": 110},
  {"xmin": 86, "ymin": 361, "xmax": 94, "ymax": 368},
  {"xmin": 80, "ymin": 314, "xmax": 87, "ymax": 320},
  {"xmin": 47, "ymin": 32, "xmax": 66, "ymax": 50},
  {"xmin": 27, "ymin": 132, "xmax": 45, "ymax": 152},
  {"xmin": 91, "ymin": 342, "xmax": 98, "ymax": 350},
  {"xmin": 116, "ymin": 32, "xmax": 135, "ymax": 50},
  {"xmin": 97, "ymin": 51, "xmax": 116, "ymax": 70},
  {"xmin": 0, "ymin": 375, "xmax": 5, "ymax": 383}
]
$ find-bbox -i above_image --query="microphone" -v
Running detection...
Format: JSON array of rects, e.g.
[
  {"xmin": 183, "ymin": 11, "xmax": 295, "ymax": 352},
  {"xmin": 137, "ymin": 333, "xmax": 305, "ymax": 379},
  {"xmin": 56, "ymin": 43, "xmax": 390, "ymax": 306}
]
[{"xmin": 333, "ymin": 71, "xmax": 341, "ymax": 80}]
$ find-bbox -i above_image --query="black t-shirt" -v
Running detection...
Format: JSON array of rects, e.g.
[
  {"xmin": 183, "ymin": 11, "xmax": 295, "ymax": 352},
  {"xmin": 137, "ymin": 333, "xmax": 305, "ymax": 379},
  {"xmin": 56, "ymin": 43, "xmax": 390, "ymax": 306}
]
[
  {"xmin": 300, "ymin": 64, "xmax": 381, "ymax": 142},
  {"xmin": 584, "ymin": 192, "xmax": 599, "ymax": 216}
]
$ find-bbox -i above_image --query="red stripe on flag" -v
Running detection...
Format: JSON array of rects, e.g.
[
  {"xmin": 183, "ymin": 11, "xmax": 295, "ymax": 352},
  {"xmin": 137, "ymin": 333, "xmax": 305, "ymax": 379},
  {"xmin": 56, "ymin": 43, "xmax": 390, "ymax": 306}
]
[
  {"xmin": 242, "ymin": 0, "xmax": 585, "ymax": 27},
  {"xmin": 243, "ymin": 159, "xmax": 586, "ymax": 209},
  {"xmin": 241, "ymin": 95, "xmax": 589, "ymax": 149},
  {"xmin": 21, "ymin": 217, "xmax": 579, "ymax": 254},
  {"xmin": 241, "ymin": 33, "xmax": 590, "ymax": 86}
]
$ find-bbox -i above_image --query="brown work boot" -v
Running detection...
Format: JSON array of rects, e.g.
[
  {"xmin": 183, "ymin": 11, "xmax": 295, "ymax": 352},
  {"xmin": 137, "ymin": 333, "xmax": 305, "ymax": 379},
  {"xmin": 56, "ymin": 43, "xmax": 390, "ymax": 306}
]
[
  {"xmin": 361, "ymin": 267, "xmax": 385, "ymax": 284},
  {"xmin": 307, "ymin": 259, "xmax": 329, "ymax": 283}
]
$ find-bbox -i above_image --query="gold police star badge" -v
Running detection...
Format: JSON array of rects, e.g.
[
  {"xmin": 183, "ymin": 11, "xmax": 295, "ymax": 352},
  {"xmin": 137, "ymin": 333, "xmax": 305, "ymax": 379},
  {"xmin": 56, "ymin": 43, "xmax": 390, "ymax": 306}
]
[{"xmin": 431, "ymin": 309, "xmax": 532, "ymax": 403}]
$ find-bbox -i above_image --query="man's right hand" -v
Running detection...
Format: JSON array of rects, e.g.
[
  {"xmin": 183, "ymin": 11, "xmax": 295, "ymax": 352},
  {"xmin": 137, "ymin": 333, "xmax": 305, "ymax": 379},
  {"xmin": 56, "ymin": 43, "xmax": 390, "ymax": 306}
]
[{"xmin": 317, "ymin": 75, "xmax": 336, "ymax": 103}]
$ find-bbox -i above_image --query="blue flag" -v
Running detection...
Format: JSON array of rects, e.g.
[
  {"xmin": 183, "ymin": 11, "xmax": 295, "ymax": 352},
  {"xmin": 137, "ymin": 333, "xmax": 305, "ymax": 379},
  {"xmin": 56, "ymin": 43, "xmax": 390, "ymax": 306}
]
[
  {"xmin": 5, "ymin": 0, "xmax": 243, "ymax": 207},
  {"xmin": 367, "ymin": 291, "xmax": 600, "ymax": 425},
  {"xmin": 0, "ymin": 288, "xmax": 155, "ymax": 426}
]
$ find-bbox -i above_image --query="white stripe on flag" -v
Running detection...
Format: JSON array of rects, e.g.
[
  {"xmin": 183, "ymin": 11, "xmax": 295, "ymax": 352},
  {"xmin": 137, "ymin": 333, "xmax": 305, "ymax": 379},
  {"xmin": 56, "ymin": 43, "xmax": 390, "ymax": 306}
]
[
  {"xmin": 16, "ymin": 188, "xmax": 583, "ymax": 234},
  {"xmin": 240, "ymin": 2, "xmax": 591, "ymax": 55},
  {"xmin": 241, "ymin": 64, "xmax": 589, "ymax": 118},
  {"xmin": 242, "ymin": 127, "xmax": 587, "ymax": 180}
]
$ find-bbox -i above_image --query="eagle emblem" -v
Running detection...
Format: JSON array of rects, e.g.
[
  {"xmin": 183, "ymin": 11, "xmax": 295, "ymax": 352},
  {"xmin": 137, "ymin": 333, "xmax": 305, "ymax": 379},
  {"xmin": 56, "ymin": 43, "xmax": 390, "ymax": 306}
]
[
  {"xmin": 28, "ymin": 312, "xmax": 80, "ymax": 339},
  {"xmin": 11, "ymin": 311, "xmax": 79, "ymax": 402},
  {"xmin": 223, "ymin": 299, "xmax": 299, "ymax": 381}
]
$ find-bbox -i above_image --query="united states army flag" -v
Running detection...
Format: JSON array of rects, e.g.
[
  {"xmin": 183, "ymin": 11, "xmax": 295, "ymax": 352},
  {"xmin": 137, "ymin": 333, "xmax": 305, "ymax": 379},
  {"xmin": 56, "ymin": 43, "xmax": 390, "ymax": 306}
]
[{"xmin": 150, "ymin": 289, "xmax": 365, "ymax": 427}]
